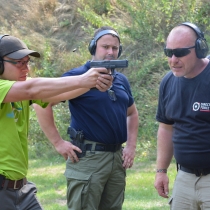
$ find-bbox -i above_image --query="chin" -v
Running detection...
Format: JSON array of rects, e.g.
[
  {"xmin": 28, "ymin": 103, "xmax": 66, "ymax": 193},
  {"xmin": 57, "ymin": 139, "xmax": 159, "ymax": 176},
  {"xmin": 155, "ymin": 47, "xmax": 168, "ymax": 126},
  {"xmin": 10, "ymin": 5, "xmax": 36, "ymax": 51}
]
[
  {"xmin": 172, "ymin": 72, "xmax": 184, "ymax": 77},
  {"xmin": 19, "ymin": 77, "xmax": 27, "ymax": 81}
]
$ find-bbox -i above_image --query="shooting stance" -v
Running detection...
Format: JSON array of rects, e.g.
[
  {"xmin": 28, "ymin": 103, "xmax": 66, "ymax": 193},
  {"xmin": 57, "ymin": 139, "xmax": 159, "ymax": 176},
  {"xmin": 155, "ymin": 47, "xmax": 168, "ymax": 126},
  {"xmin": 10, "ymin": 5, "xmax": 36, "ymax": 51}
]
[
  {"xmin": 34, "ymin": 26, "xmax": 139, "ymax": 210},
  {"xmin": 0, "ymin": 34, "xmax": 112, "ymax": 210}
]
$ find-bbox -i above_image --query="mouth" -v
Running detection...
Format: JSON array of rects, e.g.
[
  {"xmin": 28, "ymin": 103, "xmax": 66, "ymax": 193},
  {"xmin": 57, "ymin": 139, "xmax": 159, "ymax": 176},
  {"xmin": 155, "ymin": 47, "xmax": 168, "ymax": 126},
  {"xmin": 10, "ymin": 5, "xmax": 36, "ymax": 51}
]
[
  {"xmin": 105, "ymin": 56, "xmax": 115, "ymax": 60},
  {"xmin": 172, "ymin": 66, "xmax": 182, "ymax": 71},
  {"xmin": 19, "ymin": 74, "xmax": 27, "ymax": 80}
]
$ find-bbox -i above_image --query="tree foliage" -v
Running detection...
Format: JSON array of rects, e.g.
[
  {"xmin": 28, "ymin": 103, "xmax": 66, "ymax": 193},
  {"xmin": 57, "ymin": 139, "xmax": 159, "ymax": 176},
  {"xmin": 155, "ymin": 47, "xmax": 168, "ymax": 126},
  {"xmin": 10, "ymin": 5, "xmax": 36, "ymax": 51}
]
[{"xmin": 25, "ymin": 0, "xmax": 210, "ymax": 160}]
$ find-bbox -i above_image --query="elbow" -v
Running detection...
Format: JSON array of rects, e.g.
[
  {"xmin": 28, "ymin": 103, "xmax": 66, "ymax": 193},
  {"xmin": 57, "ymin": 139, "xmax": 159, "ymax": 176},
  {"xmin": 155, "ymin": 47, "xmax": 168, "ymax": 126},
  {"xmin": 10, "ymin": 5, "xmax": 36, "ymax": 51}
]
[{"xmin": 25, "ymin": 88, "xmax": 41, "ymax": 100}]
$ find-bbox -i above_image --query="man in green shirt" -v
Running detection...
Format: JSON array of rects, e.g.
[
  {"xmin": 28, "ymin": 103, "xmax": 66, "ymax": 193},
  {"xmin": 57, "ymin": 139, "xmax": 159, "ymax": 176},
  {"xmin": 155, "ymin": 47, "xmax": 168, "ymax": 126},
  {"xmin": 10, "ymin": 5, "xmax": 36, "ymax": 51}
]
[{"xmin": 0, "ymin": 34, "xmax": 112, "ymax": 210}]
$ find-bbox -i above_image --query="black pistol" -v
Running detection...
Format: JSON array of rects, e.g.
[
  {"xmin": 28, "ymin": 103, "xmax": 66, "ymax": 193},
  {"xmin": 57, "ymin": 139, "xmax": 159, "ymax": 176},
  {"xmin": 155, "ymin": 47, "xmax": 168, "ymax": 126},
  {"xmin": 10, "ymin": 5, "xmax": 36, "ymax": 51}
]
[{"xmin": 90, "ymin": 59, "xmax": 128, "ymax": 74}]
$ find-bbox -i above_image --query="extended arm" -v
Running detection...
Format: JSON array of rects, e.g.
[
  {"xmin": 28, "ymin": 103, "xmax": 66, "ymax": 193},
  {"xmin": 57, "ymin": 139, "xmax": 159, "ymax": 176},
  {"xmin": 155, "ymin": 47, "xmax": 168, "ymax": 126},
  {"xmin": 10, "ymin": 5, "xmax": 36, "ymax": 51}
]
[
  {"xmin": 122, "ymin": 103, "xmax": 139, "ymax": 169},
  {"xmin": 3, "ymin": 67, "xmax": 112, "ymax": 103},
  {"xmin": 42, "ymin": 88, "xmax": 89, "ymax": 103},
  {"xmin": 154, "ymin": 122, "xmax": 173, "ymax": 198}
]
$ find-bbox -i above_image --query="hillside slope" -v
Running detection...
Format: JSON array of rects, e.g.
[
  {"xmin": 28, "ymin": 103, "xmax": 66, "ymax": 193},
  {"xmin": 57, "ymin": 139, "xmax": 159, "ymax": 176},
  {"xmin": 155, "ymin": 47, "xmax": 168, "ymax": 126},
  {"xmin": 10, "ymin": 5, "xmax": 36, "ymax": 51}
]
[{"xmin": 0, "ymin": 0, "xmax": 87, "ymax": 53}]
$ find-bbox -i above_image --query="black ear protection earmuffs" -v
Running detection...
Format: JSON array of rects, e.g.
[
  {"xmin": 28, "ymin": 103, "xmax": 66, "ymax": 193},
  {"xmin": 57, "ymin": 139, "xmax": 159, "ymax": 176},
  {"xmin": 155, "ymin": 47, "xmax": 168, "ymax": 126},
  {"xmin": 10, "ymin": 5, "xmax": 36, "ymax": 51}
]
[
  {"xmin": 0, "ymin": 34, "xmax": 9, "ymax": 75},
  {"xmin": 88, "ymin": 29, "xmax": 122, "ymax": 58},
  {"xmin": 180, "ymin": 22, "xmax": 209, "ymax": 58}
]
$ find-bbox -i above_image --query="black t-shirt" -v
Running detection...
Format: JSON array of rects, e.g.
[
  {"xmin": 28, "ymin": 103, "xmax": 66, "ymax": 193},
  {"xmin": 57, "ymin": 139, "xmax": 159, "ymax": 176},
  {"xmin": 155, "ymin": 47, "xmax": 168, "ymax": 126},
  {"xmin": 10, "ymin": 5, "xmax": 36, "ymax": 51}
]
[{"xmin": 156, "ymin": 62, "xmax": 210, "ymax": 169}]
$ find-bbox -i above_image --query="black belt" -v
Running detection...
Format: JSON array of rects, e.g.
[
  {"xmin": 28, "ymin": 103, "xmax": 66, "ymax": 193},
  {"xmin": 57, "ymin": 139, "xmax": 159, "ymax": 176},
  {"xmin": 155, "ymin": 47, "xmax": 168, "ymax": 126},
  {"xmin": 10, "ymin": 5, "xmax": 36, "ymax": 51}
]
[
  {"xmin": 180, "ymin": 166, "xmax": 210, "ymax": 177},
  {"xmin": 86, "ymin": 143, "xmax": 121, "ymax": 152},
  {"xmin": 71, "ymin": 140, "xmax": 122, "ymax": 152}
]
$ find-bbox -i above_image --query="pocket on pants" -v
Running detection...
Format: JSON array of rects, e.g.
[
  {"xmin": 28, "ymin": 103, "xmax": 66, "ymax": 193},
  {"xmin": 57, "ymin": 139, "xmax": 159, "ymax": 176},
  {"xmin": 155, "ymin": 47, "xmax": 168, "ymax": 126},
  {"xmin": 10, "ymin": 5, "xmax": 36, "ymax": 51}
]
[{"xmin": 65, "ymin": 170, "xmax": 92, "ymax": 210}]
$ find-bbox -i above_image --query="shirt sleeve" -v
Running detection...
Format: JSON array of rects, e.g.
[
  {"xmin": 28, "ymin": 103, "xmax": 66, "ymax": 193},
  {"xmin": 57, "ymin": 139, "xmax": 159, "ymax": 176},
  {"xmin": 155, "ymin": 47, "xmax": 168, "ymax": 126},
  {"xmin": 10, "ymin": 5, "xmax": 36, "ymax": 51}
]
[
  {"xmin": 156, "ymin": 73, "xmax": 174, "ymax": 125},
  {"xmin": 0, "ymin": 79, "xmax": 16, "ymax": 104}
]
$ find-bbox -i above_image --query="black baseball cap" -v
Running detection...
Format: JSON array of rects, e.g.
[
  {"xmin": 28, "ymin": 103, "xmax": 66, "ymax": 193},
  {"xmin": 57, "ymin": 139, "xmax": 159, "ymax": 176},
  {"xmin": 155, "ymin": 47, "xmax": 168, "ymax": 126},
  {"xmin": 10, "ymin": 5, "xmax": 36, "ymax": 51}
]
[{"xmin": 0, "ymin": 35, "xmax": 40, "ymax": 59}]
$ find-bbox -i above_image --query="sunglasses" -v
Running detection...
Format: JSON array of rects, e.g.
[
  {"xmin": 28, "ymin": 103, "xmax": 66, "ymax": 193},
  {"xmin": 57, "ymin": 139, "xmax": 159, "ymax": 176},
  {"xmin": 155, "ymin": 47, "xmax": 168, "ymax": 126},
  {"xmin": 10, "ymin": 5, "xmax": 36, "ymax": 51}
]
[
  {"xmin": 3, "ymin": 59, "xmax": 31, "ymax": 68},
  {"xmin": 164, "ymin": 46, "xmax": 195, "ymax": 58}
]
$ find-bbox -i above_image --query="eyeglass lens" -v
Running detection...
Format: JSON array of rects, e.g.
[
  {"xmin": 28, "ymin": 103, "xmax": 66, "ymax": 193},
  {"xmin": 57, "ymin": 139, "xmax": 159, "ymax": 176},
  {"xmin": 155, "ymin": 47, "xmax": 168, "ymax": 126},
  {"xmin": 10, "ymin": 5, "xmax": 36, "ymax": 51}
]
[
  {"xmin": 3, "ymin": 59, "xmax": 30, "ymax": 68},
  {"xmin": 164, "ymin": 46, "xmax": 195, "ymax": 58},
  {"xmin": 16, "ymin": 60, "xmax": 30, "ymax": 68}
]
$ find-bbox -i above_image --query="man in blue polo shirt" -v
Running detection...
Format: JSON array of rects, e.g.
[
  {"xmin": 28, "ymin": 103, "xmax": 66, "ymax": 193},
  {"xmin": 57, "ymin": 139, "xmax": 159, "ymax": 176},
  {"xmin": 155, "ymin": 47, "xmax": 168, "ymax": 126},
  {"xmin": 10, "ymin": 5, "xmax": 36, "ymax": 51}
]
[{"xmin": 35, "ymin": 26, "xmax": 139, "ymax": 210}]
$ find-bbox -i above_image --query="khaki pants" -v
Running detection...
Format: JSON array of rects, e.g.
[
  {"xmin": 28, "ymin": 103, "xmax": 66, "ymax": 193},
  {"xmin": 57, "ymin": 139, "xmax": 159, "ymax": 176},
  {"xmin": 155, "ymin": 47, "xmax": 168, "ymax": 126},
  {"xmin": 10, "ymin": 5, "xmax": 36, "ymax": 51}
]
[
  {"xmin": 169, "ymin": 170, "xmax": 210, "ymax": 210},
  {"xmin": 65, "ymin": 148, "xmax": 126, "ymax": 210}
]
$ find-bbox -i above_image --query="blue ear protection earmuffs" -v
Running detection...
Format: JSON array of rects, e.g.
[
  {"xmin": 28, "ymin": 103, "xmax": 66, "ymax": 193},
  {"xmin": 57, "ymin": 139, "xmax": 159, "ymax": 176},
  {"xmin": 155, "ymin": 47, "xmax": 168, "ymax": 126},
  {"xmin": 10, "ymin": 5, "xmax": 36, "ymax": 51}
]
[
  {"xmin": 88, "ymin": 29, "xmax": 122, "ymax": 58},
  {"xmin": 180, "ymin": 22, "xmax": 209, "ymax": 58}
]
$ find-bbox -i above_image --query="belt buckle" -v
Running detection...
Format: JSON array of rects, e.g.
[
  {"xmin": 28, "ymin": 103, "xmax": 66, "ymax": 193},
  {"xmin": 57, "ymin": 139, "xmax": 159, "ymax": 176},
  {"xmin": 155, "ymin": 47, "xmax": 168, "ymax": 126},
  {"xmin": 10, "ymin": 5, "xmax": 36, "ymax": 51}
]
[{"xmin": 14, "ymin": 180, "xmax": 19, "ymax": 189}]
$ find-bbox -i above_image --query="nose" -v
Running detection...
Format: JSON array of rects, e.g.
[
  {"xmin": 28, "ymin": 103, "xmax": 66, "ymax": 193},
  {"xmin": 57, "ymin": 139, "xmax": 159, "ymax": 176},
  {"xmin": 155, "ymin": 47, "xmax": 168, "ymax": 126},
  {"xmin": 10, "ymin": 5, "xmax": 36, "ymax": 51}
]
[
  {"xmin": 21, "ymin": 64, "xmax": 29, "ymax": 72},
  {"xmin": 170, "ymin": 54, "xmax": 179, "ymax": 62},
  {"xmin": 107, "ymin": 47, "xmax": 114, "ymax": 55}
]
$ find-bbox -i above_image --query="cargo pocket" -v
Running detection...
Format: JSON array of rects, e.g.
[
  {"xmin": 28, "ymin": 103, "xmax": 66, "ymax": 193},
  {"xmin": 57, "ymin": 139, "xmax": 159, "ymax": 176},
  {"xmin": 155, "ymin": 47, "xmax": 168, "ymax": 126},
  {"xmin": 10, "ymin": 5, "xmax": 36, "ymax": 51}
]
[{"xmin": 65, "ymin": 169, "xmax": 92, "ymax": 209}]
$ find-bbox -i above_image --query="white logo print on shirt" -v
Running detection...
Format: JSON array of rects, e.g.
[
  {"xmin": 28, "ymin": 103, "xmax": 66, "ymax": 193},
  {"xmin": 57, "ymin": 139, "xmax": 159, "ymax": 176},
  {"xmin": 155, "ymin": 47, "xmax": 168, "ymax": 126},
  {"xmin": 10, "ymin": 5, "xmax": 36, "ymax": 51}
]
[{"xmin": 193, "ymin": 102, "xmax": 210, "ymax": 112}]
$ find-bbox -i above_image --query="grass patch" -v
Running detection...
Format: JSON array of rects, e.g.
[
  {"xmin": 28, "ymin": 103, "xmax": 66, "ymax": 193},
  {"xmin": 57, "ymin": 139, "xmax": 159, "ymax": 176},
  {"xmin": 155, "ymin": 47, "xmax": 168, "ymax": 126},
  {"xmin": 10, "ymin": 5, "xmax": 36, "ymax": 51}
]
[
  {"xmin": 28, "ymin": 155, "xmax": 177, "ymax": 210},
  {"xmin": 123, "ymin": 162, "xmax": 176, "ymax": 210},
  {"xmin": 28, "ymin": 157, "xmax": 67, "ymax": 210}
]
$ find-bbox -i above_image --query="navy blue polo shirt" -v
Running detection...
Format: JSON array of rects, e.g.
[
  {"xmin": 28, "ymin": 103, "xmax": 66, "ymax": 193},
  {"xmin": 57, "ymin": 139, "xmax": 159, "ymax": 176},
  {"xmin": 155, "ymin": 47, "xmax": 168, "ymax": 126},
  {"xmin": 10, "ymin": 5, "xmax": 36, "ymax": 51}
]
[{"xmin": 62, "ymin": 61, "xmax": 134, "ymax": 144}]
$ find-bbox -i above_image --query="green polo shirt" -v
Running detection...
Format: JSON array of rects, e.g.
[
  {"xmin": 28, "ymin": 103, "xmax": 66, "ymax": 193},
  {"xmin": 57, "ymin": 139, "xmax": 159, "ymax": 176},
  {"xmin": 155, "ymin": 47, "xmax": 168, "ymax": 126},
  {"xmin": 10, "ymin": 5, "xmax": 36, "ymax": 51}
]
[{"xmin": 0, "ymin": 79, "xmax": 48, "ymax": 180}]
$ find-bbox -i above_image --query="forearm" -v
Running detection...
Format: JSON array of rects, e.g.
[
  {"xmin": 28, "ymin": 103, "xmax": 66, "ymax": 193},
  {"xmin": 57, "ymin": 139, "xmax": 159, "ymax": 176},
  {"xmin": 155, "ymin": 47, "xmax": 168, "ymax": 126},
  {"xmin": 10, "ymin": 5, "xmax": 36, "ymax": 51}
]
[
  {"xmin": 34, "ymin": 103, "xmax": 83, "ymax": 161},
  {"xmin": 156, "ymin": 123, "xmax": 174, "ymax": 169},
  {"xmin": 126, "ymin": 104, "xmax": 139, "ymax": 148},
  {"xmin": 42, "ymin": 88, "xmax": 89, "ymax": 103},
  {"xmin": 4, "ymin": 76, "xmax": 83, "ymax": 103},
  {"xmin": 122, "ymin": 104, "xmax": 139, "ymax": 169},
  {"xmin": 33, "ymin": 103, "xmax": 62, "ymax": 146},
  {"xmin": 126, "ymin": 114, "xmax": 139, "ymax": 148}
]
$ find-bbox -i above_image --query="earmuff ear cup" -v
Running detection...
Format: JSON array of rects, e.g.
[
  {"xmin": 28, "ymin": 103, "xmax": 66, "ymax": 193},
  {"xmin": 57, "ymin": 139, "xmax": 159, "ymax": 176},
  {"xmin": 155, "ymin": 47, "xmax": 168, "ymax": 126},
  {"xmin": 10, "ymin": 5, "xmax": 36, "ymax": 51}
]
[
  {"xmin": 88, "ymin": 29, "xmax": 123, "ymax": 58},
  {"xmin": 0, "ymin": 34, "xmax": 10, "ymax": 75},
  {"xmin": 118, "ymin": 45, "xmax": 122, "ymax": 58},
  {"xmin": 0, "ymin": 57, "xmax": 4, "ymax": 75},
  {"xmin": 88, "ymin": 39, "xmax": 96, "ymax": 56},
  {"xmin": 180, "ymin": 22, "xmax": 209, "ymax": 58},
  {"xmin": 195, "ymin": 38, "xmax": 209, "ymax": 58}
]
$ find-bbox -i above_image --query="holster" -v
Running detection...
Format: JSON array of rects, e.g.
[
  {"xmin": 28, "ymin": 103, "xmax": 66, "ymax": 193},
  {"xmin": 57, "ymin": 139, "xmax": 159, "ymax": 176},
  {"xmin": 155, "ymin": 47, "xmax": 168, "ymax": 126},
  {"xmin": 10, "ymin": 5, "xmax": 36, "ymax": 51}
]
[
  {"xmin": 67, "ymin": 126, "xmax": 86, "ymax": 158},
  {"xmin": 71, "ymin": 139, "xmax": 86, "ymax": 158}
]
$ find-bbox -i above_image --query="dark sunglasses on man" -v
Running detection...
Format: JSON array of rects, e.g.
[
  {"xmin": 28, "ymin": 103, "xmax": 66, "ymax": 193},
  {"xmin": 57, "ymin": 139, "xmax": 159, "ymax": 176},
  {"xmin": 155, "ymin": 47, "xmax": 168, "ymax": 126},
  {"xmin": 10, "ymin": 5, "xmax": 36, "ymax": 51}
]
[{"xmin": 164, "ymin": 46, "xmax": 195, "ymax": 58}]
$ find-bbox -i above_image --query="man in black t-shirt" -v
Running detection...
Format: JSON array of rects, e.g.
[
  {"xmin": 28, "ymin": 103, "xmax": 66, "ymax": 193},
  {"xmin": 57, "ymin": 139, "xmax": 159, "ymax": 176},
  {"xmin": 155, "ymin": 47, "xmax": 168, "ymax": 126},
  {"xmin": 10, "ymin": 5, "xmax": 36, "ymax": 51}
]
[{"xmin": 154, "ymin": 22, "xmax": 210, "ymax": 210}]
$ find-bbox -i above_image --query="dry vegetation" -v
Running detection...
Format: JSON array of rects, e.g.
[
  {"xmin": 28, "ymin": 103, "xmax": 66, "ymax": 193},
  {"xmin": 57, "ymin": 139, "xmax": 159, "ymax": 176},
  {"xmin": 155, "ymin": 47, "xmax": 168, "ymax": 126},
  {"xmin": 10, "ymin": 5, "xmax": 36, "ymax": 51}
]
[{"xmin": 0, "ymin": 0, "xmax": 89, "ymax": 63}]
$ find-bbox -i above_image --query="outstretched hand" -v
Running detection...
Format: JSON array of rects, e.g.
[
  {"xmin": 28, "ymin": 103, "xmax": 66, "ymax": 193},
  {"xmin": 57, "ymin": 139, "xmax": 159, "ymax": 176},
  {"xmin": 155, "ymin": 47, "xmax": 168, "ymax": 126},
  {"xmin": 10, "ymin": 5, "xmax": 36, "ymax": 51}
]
[
  {"xmin": 96, "ymin": 71, "xmax": 113, "ymax": 91},
  {"xmin": 82, "ymin": 67, "xmax": 113, "ymax": 91}
]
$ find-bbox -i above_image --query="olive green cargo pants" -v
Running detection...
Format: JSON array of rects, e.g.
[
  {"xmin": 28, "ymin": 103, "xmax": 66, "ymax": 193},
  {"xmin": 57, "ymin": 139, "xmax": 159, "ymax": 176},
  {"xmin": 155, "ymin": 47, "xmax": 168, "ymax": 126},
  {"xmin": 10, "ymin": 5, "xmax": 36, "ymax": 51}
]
[{"xmin": 65, "ymin": 148, "xmax": 126, "ymax": 210}]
